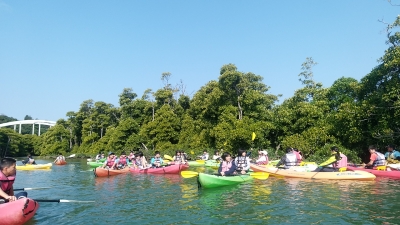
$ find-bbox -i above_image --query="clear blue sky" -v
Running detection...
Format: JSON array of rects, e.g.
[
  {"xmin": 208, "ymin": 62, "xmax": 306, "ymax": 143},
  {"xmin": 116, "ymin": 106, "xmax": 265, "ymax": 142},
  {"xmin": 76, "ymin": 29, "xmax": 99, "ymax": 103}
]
[{"xmin": 0, "ymin": 0, "xmax": 398, "ymax": 122}]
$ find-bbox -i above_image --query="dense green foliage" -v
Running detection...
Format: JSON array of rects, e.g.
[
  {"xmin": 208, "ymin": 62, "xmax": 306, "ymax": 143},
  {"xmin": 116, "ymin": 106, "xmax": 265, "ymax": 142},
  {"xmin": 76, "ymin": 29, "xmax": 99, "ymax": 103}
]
[{"xmin": 1, "ymin": 16, "xmax": 400, "ymax": 164}]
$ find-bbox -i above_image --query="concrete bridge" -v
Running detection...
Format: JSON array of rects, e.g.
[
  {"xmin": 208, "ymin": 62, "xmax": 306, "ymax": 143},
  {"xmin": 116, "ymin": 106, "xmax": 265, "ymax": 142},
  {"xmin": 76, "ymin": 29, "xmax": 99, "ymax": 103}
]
[{"xmin": 0, "ymin": 120, "xmax": 57, "ymax": 136}]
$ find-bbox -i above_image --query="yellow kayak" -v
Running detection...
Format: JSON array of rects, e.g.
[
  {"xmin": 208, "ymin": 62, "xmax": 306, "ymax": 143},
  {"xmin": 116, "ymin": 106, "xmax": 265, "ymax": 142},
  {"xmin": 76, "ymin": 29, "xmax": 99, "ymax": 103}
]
[{"xmin": 16, "ymin": 163, "xmax": 52, "ymax": 170}]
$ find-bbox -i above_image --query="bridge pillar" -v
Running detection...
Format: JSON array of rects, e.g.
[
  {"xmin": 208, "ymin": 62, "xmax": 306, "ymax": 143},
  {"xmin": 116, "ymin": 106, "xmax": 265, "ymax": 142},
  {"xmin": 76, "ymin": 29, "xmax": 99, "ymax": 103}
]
[
  {"xmin": 19, "ymin": 123, "xmax": 21, "ymax": 134},
  {"xmin": 32, "ymin": 124, "xmax": 35, "ymax": 135},
  {"xmin": 39, "ymin": 124, "xmax": 41, "ymax": 136},
  {"xmin": 14, "ymin": 124, "xmax": 16, "ymax": 132}
]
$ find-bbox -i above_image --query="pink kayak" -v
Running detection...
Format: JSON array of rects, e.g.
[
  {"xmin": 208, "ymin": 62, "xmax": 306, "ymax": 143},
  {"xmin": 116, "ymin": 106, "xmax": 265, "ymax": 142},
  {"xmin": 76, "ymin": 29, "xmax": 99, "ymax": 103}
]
[
  {"xmin": 347, "ymin": 166, "xmax": 400, "ymax": 179},
  {"xmin": 130, "ymin": 164, "xmax": 189, "ymax": 174},
  {"xmin": 0, "ymin": 198, "xmax": 39, "ymax": 225}
]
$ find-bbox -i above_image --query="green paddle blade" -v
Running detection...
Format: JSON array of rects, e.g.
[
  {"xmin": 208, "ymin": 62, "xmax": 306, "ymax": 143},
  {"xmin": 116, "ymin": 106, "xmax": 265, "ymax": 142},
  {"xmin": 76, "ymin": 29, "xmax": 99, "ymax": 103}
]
[{"xmin": 181, "ymin": 171, "xmax": 199, "ymax": 178}]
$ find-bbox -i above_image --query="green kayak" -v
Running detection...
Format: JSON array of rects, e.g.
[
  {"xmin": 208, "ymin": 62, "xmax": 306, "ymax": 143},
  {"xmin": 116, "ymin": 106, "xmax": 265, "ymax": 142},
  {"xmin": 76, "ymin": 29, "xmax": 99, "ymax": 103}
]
[
  {"xmin": 87, "ymin": 161, "xmax": 132, "ymax": 168},
  {"xmin": 204, "ymin": 160, "xmax": 219, "ymax": 168},
  {"xmin": 188, "ymin": 161, "xmax": 204, "ymax": 167},
  {"xmin": 198, "ymin": 173, "xmax": 253, "ymax": 188}
]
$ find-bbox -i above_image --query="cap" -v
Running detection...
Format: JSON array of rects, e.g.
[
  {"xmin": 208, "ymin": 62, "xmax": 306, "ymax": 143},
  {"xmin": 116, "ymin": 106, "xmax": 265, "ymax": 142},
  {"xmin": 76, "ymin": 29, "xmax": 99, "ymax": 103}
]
[
  {"xmin": 108, "ymin": 152, "xmax": 115, "ymax": 156},
  {"xmin": 260, "ymin": 150, "xmax": 268, "ymax": 155}
]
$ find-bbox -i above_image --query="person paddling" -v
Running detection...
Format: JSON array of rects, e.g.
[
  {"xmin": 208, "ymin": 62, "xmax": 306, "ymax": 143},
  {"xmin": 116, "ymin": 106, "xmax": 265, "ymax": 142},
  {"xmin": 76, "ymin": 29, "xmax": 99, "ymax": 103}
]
[
  {"xmin": 114, "ymin": 152, "xmax": 129, "ymax": 169},
  {"xmin": 276, "ymin": 148, "xmax": 298, "ymax": 169},
  {"xmin": 173, "ymin": 151, "xmax": 187, "ymax": 164},
  {"xmin": 102, "ymin": 152, "xmax": 116, "ymax": 169},
  {"xmin": 313, "ymin": 146, "xmax": 347, "ymax": 172},
  {"xmin": 54, "ymin": 153, "xmax": 65, "ymax": 164},
  {"xmin": 365, "ymin": 145, "xmax": 386, "ymax": 169},
  {"xmin": 0, "ymin": 158, "xmax": 27, "ymax": 204},
  {"xmin": 151, "ymin": 151, "xmax": 164, "ymax": 168},
  {"xmin": 200, "ymin": 151, "xmax": 209, "ymax": 160},
  {"xmin": 235, "ymin": 149, "xmax": 251, "ymax": 174},
  {"xmin": 385, "ymin": 144, "xmax": 400, "ymax": 163},
  {"xmin": 218, "ymin": 152, "xmax": 237, "ymax": 176},
  {"xmin": 22, "ymin": 154, "xmax": 36, "ymax": 165},
  {"xmin": 212, "ymin": 151, "xmax": 221, "ymax": 161}
]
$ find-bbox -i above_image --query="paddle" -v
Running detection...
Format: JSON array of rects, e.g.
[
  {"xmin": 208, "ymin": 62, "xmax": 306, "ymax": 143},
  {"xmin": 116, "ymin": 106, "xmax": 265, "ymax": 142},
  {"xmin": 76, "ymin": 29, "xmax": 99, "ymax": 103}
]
[
  {"xmin": 33, "ymin": 199, "xmax": 95, "ymax": 203},
  {"xmin": 196, "ymin": 160, "xmax": 205, "ymax": 164},
  {"xmin": 181, "ymin": 171, "xmax": 270, "ymax": 180},
  {"xmin": 14, "ymin": 187, "xmax": 51, "ymax": 191},
  {"xmin": 164, "ymin": 155, "xmax": 173, "ymax": 161}
]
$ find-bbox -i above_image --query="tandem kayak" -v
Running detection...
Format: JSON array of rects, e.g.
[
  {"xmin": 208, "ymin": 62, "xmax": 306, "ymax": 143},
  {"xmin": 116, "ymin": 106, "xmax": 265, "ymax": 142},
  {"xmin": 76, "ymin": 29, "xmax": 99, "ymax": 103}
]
[
  {"xmin": 55, "ymin": 160, "xmax": 67, "ymax": 165},
  {"xmin": 130, "ymin": 164, "xmax": 189, "ymax": 174},
  {"xmin": 16, "ymin": 163, "xmax": 52, "ymax": 170},
  {"xmin": 0, "ymin": 198, "xmax": 39, "ymax": 225},
  {"xmin": 94, "ymin": 167, "xmax": 130, "ymax": 177},
  {"xmin": 347, "ymin": 166, "xmax": 400, "ymax": 179},
  {"xmin": 198, "ymin": 173, "xmax": 253, "ymax": 188},
  {"xmin": 250, "ymin": 164, "xmax": 376, "ymax": 180}
]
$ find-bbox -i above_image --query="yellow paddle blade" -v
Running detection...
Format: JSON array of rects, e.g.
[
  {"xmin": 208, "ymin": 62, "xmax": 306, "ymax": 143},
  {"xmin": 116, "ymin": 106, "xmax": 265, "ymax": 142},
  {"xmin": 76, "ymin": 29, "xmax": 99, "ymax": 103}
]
[
  {"xmin": 196, "ymin": 160, "xmax": 205, "ymax": 164},
  {"xmin": 190, "ymin": 151, "xmax": 194, "ymax": 154},
  {"xmin": 211, "ymin": 166, "xmax": 219, "ymax": 170},
  {"xmin": 250, "ymin": 172, "xmax": 270, "ymax": 180},
  {"xmin": 252, "ymin": 132, "xmax": 256, "ymax": 141},
  {"xmin": 181, "ymin": 171, "xmax": 199, "ymax": 178},
  {"xmin": 164, "ymin": 155, "xmax": 173, "ymax": 161}
]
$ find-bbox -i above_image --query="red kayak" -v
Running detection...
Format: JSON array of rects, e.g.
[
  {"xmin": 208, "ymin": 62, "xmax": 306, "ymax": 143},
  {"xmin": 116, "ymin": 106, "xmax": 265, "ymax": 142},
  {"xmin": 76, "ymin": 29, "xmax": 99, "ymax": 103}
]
[
  {"xmin": 347, "ymin": 166, "xmax": 400, "ymax": 179},
  {"xmin": 130, "ymin": 164, "xmax": 189, "ymax": 174},
  {"xmin": 55, "ymin": 160, "xmax": 67, "ymax": 165},
  {"xmin": 0, "ymin": 198, "xmax": 39, "ymax": 225},
  {"xmin": 94, "ymin": 167, "xmax": 130, "ymax": 177}
]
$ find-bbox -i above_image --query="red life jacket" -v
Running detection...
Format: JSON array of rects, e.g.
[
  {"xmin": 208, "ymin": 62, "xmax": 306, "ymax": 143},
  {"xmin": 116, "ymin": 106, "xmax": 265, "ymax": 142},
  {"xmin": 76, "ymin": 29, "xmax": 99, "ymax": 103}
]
[
  {"xmin": 293, "ymin": 151, "xmax": 302, "ymax": 165},
  {"xmin": 221, "ymin": 161, "xmax": 233, "ymax": 173},
  {"xmin": 333, "ymin": 153, "xmax": 347, "ymax": 168},
  {"xmin": 0, "ymin": 171, "xmax": 15, "ymax": 196},
  {"xmin": 106, "ymin": 157, "xmax": 115, "ymax": 167},
  {"xmin": 119, "ymin": 156, "xmax": 127, "ymax": 165}
]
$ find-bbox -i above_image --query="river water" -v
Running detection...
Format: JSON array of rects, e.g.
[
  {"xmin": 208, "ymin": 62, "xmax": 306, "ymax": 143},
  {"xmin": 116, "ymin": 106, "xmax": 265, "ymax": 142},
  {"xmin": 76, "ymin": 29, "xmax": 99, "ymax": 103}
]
[{"xmin": 12, "ymin": 159, "xmax": 400, "ymax": 225}]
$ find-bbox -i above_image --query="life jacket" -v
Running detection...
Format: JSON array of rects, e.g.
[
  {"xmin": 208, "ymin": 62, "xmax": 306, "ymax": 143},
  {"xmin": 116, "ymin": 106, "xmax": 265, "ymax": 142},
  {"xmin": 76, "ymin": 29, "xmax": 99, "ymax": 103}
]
[
  {"xmin": 201, "ymin": 154, "xmax": 209, "ymax": 160},
  {"xmin": 333, "ymin": 153, "xmax": 347, "ymax": 168},
  {"xmin": 373, "ymin": 152, "xmax": 386, "ymax": 167},
  {"xmin": 388, "ymin": 150, "xmax": 399, "ymax": 159},
  {"xmin": 128, "ymin": 154, "xmax": 134, "ymax": 161},
  {"xmin": 256, "ymin": 155, "xmax": 268, "ymax": 165},
  {"xmin": 153, "ymin": 157, "xmax": 161, "ymax": 164},
  {"xmin": 284, "ymin": 152, "xmax": 297, "ymax": 168},
  {"xmin": 0, "ymin": 171, "xmax": 15, "ymax": 197},
  {"xmin": 106, "ymin": 157, "xmax": 115, "ymax": 168},
  {"xmin": 118, "ymin": 156, "xmax": 127, "ymax": 166},
  {"xmin": 174, "ymin": 155, "xmax": 183, "ymax": 163},
  {"xmin": 235, "ymin": 156, "xmax": 248, "ymax": 171},
  {"xmin": 293, "ymin": 151, "xmax": 302, "ymax": 165},
  {"xmin": 135, "ymin": 158, "xmax": 142, "ymax": 167},
  {"xmin": 220, "ymin": 161, "xmax": 233, "ymax": 173}
]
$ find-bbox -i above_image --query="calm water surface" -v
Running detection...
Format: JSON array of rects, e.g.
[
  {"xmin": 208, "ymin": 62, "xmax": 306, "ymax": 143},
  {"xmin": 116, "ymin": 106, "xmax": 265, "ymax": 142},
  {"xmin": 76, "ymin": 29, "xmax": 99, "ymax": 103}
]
[{"xmin": 12, "ymin": 159, "xmax": 400, "ymax": 225}]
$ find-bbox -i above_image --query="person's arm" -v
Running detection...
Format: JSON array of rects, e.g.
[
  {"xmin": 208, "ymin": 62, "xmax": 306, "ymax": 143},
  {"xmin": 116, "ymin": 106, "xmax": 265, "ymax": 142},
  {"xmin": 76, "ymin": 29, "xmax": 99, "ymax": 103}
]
[
  {"xmin": 366, "ymin": 154, "xmax": 376, "ymax": 166},
  {"xmin": 225, "ymin": 162, "xmax": 237, "ymax": 176},
  {"xmin": 276, "ymin": 157, "xmax": 285, "ymax": 167},
  {"xmin": 102, "ymin": 161, "xmax": 107, "ymax": 168},
  {"xmin": 385, "ymin": 152, "xmax": 389, "ymax": 160},
  {"xmin": 218, "ymin": 162, "xmax": 223, "ymax": 175},
  {"xmin": 244, "ymin": 158, "xmax": 251, "ymax": 170},
  {"xmin": 150, "ymin": 158, "xmax": 155, "ymax": 164},
  {"xmin": 319, "ymin": 156, "xmax": 337, "ymax": 167},
  {"xmin": 395, "ymin": 151, "xmax": 400, "ymax": 160},
  {"xmin": 205, "ymin": 154, "xmax": 209, "ymax": 160}
]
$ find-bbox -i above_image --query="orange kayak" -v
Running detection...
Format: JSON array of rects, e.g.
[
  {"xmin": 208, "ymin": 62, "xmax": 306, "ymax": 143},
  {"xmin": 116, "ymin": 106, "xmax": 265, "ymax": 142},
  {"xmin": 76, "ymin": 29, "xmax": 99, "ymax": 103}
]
[
  {"xmin": 0, "ymin": 198, "xmax": 39, "ymax": 225},
  {"xmin": 55, "ymin": 160, "xmax": 67, "ymax": 165},
  {"xmin": 94, "ymin": 167, "xmax": 130, "ymax": 177}
]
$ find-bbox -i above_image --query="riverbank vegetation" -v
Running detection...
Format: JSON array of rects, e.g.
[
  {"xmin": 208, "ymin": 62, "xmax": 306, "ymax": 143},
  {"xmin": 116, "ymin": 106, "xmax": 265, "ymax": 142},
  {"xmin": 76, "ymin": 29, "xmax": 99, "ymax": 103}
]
[{"xmin": 1, "ymin": 16, "xmax": 400, "ymax": 163}]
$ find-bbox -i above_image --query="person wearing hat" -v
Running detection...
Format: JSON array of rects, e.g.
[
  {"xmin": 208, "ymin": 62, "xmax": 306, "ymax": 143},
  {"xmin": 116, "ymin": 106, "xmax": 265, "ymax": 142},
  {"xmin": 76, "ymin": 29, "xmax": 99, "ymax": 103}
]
[
  {"xmin": 102, "ymin": 152, "xmax": 116, "ymax": 169},
  {"xmin": 256, "ymin": 149, "xmax": 269, "ymax": 165},
  {"xmin": 384, "ymin": 144, "xmax": 400, "ymax": 163},
  {"xmin": 365, "ymin": 145, "xmax": 386, "ymax": 169},
  {"xmin": 313, "ymin": 146, "xmax": 347, "ymax": 172}
]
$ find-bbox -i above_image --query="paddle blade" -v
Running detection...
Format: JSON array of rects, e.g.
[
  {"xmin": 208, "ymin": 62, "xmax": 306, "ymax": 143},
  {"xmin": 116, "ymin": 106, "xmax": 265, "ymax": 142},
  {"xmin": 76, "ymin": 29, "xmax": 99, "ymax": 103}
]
[
  {"xmin": 181, "ymin": 171, "xmax": 199, "ymax": 178},
  {"xmin": 195, "ymin": 160, "xmax": 205, "ymax": 164},
  {"xmin": 164, "ymin": 155, "xmax": 173, "ymax": 161},
  {"xmin": 252, "ymin": 132, "xmax": 256, "ymax": 141},
  {"xmin": 250, "ymin": 172, "xmax": 270, "ymax": 180}
]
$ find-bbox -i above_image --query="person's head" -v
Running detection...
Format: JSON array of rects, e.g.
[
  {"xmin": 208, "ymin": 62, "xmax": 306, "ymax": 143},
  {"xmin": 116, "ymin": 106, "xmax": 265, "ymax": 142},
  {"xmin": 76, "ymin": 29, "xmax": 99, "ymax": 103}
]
[
  {"xmin": 286, "ymin": 147, "xmax": 293, "ymax": 153},
  {"xmin": 221, "ymin": 152, "xmax": 232, "ymax": 161},
  {"xmin": 176, "ymin": 150, "xmax": 181, "ymax": 156},
  {"xmin": 121, "ymin": 152, "xmax": 126, "ymax": 157},
  {"xmin": 368, "ymin": 145, "xmax": 377, "ymax": 153},
  {"xmin": 214, "ymin": 150, "xmax": 219, "ymax": 155},
  {"xmin": 331, "ymin": 146, "xmax": 339, "ymax": 153},
  {"xmin": 59, "ymin": 153, "xmax": 63, "ymax": 156},
  {"xmin": 139, "ymin": 151, "xmax": 144, "ymax": 157},
  {"xmin": 134, "ymin": 153, "xmax": 140, "ymax": 159},
  {"xmin": 260, "ymin": 150, "xmax": 268, "ymax": 156},
  {"xmin": 0, "ymin": 157, "xmax": 16, "ymax": 176},
  {"xmin": 101, "ymin": 153, "xmax": 105, "ymax": 157},
  {"xmin": 203, "ymin": 150, "xmax": 207, "ymax": 155},
  {"xmin": 238, "ymin": 149, "xmax": 246, "ymax": 157},
  {"xmin": 387, "ymin": 144, "xmax": 395, "ymax": 152},
  {"xmin": 293, "ymin": 148, "xmax": 299, "ymax": 152},
  {"xmin": 108, "ymin": 152, "xmax": 115, "ymax": 158},
  {"xmin": 155, "ymin": 151, "xmax": 160, "ymax": 158}
]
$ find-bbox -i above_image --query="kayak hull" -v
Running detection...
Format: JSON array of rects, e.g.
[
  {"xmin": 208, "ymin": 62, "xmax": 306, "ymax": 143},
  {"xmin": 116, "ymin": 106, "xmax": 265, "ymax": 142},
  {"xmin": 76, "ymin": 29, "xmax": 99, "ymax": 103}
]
[
  {"xmin": 204, "ymin": 160, "xmax": 219, "ymax": 168},
  {"xmin": 0, "ymin": 198, "xmax": 39, "ymax": 225},
  {"xmin": 55, "ymin": 161, "xmax": 67, "ymax": 165},
  {"xmin": 198, "ymin": 173, "xmax": 253, "ymax": 188},
  {"xmin": 130, "ymin": 164, "xmax": 189, "ymax": 174},
  {"xmin": 188, "ymin": 161, "xmax": 204, "ymax": 167},
  {"xmin": 16, "ymin": 163, "xmax": 52, "ymax": 170},
  {"xmin": 250, "ymin": 164, "xmax": 376, "ymax": 180},
  {"xmin": 347, "ymin": 166, "xmax": 400, "ymax": 179},
  {"xmin": 94, "ymin": 167, "xmax": 130, "ymax": 177}
]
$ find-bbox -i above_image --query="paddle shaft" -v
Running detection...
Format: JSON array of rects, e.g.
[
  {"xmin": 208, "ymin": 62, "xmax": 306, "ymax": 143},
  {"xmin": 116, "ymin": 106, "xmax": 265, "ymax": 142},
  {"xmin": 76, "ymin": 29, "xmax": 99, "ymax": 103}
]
[{"xmin": 14, "ymin": 187, "xmax": 50, "ymax": 191}]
